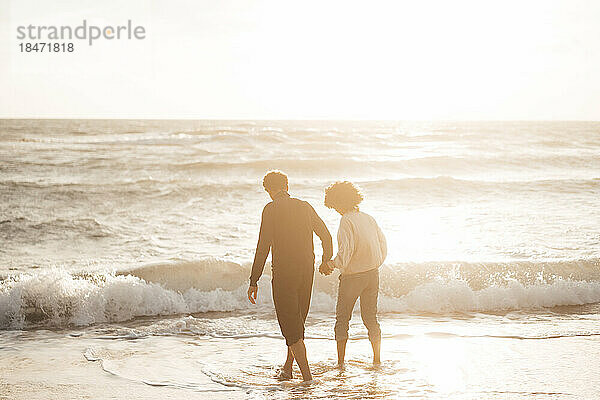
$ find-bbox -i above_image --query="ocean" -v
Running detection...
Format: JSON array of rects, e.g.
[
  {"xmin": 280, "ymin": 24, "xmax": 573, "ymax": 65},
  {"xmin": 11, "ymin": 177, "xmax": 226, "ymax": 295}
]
[{"xmin": 1, "ymin": 119, "xmax": 600, "ymax": 399}]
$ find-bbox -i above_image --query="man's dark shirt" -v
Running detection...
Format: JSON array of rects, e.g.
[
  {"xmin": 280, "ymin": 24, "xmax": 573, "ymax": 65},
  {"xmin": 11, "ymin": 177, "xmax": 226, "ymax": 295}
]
[{"xmin": 249, "ymin": 191, "xmax": 333, "ymax": 286}]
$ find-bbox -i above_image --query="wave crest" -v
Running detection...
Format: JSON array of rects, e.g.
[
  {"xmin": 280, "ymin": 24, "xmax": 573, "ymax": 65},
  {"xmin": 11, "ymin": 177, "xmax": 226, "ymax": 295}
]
[{"xmin": 2, "ymin": 258, "xmax": 600, "ymax": 329}]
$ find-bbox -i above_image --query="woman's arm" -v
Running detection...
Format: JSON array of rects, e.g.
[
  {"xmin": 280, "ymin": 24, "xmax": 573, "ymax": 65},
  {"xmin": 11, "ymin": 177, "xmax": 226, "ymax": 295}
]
[
  {"xmin": 331, "ymin": 218, "xmax": 354, "ymax": 272},
  {"xmin": 376, "ymin": 222, "xmax": 387, "ymax": 262}
]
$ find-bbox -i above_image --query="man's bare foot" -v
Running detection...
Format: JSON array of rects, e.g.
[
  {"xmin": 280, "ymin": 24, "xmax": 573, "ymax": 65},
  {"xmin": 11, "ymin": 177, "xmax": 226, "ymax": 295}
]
[{"xmin": 275, "ymin": 368, "xmax": 293, "ymax": 380}]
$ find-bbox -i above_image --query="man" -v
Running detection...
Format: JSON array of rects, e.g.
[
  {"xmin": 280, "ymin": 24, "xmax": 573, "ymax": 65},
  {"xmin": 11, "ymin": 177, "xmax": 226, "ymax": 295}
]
[{"xmin": 247, "ymin": 170, "xmax": 333, "ymax": 382}]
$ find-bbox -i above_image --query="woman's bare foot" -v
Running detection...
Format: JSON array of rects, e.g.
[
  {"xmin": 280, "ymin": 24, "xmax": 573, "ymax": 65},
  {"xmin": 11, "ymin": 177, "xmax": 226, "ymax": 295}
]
[
  {"xmin": 370, "ymin": 340, "xmax": 381, "ymax": 366},
  {"xmin": 299, "ymin": 378, "xmax": 320, "ymax": 385}
]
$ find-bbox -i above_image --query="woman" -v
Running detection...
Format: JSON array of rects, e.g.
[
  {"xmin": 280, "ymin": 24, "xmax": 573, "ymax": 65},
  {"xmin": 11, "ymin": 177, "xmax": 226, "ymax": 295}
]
[{"xmin": 321, "ymin": 181, "xmax": 387, "ymax": 366}]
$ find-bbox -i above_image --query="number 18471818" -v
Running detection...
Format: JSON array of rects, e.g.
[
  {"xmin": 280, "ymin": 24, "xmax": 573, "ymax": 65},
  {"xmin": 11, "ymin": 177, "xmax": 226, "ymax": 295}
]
[{"xmin": 19, "ymin": 42, "xmax": 74, "ymax": 52}]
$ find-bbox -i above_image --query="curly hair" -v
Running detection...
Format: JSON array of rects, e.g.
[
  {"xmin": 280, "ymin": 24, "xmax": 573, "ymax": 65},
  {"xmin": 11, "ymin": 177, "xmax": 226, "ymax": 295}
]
[
  {"xmin": 324, "ymin": 181, "xmax": 364, "ymax": 213},
  {"xmin": 262, "ymin": 170, "xmax": 288, "ymax": 192}
]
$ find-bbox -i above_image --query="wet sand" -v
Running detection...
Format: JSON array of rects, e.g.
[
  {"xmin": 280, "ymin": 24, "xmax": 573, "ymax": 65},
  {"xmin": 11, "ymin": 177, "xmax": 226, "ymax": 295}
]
[{"xmin": 3, "ymin": 316, "xmax": 600, "ymax": 400}]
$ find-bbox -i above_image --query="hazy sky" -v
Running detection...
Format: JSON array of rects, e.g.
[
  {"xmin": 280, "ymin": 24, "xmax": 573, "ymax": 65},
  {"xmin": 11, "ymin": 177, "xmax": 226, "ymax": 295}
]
[{"xmin": 1, "ymin": 0, "xmax": 599, "ymax": 119}]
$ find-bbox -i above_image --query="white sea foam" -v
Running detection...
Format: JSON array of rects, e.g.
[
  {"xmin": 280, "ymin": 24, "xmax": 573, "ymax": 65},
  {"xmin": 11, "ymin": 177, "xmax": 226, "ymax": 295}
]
[
  {"xmin": 0, "ymin": 263, "xmax": 270, "ymax": 329},
  {"xmin": 2, "ymin": 259, "xmax": 600, "ymax": 329},
  {"xmin": 377, "ymin": 277, "xmax": 600, "ymax": 313}
]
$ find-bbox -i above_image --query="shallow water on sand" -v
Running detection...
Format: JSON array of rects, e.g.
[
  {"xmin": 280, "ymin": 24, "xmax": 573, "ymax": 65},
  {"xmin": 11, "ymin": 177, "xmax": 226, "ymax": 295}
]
[{"xmin": 3, "ymin": 309, "xmax": 600, "ymax": 399}]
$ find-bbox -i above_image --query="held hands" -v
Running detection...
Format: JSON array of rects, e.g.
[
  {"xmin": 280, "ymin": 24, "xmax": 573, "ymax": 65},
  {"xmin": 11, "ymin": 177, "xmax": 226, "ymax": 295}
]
[
  {"xmin": 248, "ymin": 260, "xmax": 333, "ymax": 304},
  {"xmin": 247, "ymin": 285, "xmax": 258, "ymax": 304},
  {"xmin": 318, "ymin": 260, "xmax": 334, "ymax": 276}
]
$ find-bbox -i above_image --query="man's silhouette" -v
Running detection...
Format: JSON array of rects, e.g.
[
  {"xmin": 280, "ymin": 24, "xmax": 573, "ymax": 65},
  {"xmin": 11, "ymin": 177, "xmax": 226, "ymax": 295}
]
[{"xmin": 247, "ymin": 170, "xmax": 332, "ymax": 381}]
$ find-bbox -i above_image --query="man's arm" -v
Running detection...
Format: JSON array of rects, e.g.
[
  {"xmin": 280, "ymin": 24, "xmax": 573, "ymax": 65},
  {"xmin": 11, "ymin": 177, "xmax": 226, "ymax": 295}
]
[
  {"xmin": 249, "ymin": 205, "xmax": 273, "ymax": 287},
  {"xmin": 309, "ymin": 204, "xmax": 333, "ymax": 262}
]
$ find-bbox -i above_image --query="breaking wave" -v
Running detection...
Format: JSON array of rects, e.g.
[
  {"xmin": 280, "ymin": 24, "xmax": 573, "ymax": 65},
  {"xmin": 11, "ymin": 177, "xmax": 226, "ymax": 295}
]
[{"xmin": 2, "ymin": 258, "xmax": 600, "ymax": 329}]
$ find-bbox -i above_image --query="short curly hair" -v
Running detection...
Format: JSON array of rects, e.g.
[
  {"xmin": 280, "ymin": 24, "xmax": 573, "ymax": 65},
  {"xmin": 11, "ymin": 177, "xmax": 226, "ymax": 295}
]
[
  {"xmin": 262, "ymin": 170, "xmax": 288, "ymax": 192},
  {"xmin": 324, "ymin": 181, "xmax": 364, "ymax": 213}
]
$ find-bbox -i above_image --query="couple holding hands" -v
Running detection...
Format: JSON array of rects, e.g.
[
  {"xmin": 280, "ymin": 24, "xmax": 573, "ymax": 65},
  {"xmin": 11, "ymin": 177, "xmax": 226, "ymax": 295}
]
[{"xmin": 247, "ymin": 171, "xmax": 387, "ymax": 382}]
